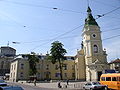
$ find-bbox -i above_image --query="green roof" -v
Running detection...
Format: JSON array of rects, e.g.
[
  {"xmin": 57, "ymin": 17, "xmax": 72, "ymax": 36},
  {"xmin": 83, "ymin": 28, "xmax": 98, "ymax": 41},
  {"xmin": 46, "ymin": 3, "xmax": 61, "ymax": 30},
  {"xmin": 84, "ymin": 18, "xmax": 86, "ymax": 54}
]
[{"xmin": 85, "ymin": 7, "xmax": 98, "ymax": 26}]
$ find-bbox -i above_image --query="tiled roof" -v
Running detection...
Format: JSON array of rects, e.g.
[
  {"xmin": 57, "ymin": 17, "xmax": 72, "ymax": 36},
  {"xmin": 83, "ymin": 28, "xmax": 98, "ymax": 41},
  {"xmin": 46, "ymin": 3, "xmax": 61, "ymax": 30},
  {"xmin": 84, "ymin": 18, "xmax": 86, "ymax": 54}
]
[{"xmin": 109, "ymin": 58, "xmax": 120, "ymax": 64}]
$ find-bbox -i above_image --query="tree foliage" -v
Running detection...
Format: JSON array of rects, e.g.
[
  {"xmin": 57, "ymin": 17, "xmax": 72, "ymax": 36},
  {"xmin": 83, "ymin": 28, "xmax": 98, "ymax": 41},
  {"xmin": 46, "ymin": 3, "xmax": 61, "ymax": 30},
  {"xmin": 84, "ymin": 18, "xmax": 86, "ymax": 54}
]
[
  {"xmin": 49, "ymin": 41, "xmax": 67, "ymax": 80},
  {"xmin": 27, "ymin": 54, "xmax": 39, "ymax": 76}
]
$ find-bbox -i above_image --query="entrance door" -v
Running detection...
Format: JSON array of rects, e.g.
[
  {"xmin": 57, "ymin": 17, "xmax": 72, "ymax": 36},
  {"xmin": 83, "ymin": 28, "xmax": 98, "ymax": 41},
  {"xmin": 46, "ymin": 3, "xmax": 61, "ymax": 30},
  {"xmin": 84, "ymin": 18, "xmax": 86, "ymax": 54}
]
[{"xmin": 97, "ymin": 71, "xmax": 102, "ymax": 81}]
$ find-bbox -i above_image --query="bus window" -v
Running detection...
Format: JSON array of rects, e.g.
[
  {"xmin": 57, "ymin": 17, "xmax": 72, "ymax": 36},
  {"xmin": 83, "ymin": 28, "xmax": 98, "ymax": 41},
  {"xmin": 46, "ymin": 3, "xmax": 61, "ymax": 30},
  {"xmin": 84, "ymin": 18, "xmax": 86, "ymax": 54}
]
[
  {"xmin": 101, "ymin": 77, "xmax": 105, "ymax": 81},
  {"xmin": 112, "ymin": 77, "xmax": 117, "ymax": 81},
  {"xmin": 118, "ymin": 77, "xmax": 120, "ymax": 81},
  {"xmin": 106, "ymin": 77, "xmax": 111, "ymax": 81}
]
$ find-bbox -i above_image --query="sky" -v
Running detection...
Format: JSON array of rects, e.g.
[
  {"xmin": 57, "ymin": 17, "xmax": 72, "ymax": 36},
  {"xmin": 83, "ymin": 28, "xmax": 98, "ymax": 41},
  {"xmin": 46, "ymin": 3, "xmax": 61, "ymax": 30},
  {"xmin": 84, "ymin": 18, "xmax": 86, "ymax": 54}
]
[{"xmin": 0, "ymin": 0, "xmax": 120, "ymax": 62}]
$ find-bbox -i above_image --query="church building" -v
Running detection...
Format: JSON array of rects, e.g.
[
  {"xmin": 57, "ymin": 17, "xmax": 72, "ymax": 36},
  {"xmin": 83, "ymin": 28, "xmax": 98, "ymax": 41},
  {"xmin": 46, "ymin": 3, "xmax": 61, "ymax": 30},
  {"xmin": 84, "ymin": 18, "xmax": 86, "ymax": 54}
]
[{"xmin": 75, "ymin": 7, "xmax": 109, "ymax": 81}]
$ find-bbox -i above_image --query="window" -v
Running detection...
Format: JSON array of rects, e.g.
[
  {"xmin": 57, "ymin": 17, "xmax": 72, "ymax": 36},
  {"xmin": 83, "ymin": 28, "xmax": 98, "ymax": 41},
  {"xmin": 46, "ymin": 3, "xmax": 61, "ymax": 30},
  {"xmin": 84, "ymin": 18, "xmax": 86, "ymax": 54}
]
[
  {"xmin": 55, "ymin": 73, "xmax": 60, "ymax": 77},
  {"xmin": 55, "ymin": 65, "xmax": 58, "ymax": 70},
  {"xmin": 20, "ymin": 72, "xmax": 23, "ymax": 77},
  {"xmin": 46, "ymin": 65, "xmax": 49, "ymax": 70},
  {"xmin": 21, "ymin": 64, "xmax": 24, "ymax": 69},
  {"xmin": 87, "ymin": 83, "xmax": 92, "ymax": 85},
  {"xmin": 101, "ymin": 77, "xmax": 105, "ymax": 81},
  {"xmin": 112, "ymin": 77, "xmax": 117, "ymax": 81},
  {"xmin": 64, "ymin": 64, "xmax": 67, "ymax": 70},
  {"xmin": 72, "ymin": 73, "xmax": 75, "ymax": 78},
  {"xmin": 106, "ymin": 77, "xmax": 111, "ymax": 81},
  {"xmin": 118, "ymin": 77, "xmax": 120, "ymax": 81},
  {"xmin": 92, "ymin": 34, "xmax": 97, "ymax": 38},
  {"xmin": 1, "ymin": 61, "xmax": 4, "ymax": 69},
  {"xmin": 64, "ymin": 73, "xmax": 67, "ymax": 77},
  {"xmin": 14, "ymin": 64, "xmax": 16, "ymax": 70},
  {"xmin": 93, "ymin": 45, "xmax": 98, "ymax": 53},
  {"xmin": 72, "ymin": 65, "xmax": 74, "ymax": 70},
  {"xmin": 11, "ymin": 73, "xmax": 12, "ymax": 78}
]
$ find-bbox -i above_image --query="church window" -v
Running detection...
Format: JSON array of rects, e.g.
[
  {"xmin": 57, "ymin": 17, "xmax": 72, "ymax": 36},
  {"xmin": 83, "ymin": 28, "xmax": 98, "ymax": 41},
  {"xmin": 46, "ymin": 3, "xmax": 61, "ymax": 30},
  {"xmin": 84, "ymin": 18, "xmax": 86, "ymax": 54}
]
[
  {"xmin": 92, "ymin": 34, "xmax": 96, "ymax": 38},
  {"xmin": 93, "ymin": 45, "xmax": 98, "ymax": 53}
]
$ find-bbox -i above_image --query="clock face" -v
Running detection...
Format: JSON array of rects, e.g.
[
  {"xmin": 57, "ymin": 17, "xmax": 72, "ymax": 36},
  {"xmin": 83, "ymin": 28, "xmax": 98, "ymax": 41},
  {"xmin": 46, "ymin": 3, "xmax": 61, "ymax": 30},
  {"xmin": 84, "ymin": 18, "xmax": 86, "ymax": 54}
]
[{"xmin": 92, "ymin": 34, "xmax": 96, "ymax": 38}]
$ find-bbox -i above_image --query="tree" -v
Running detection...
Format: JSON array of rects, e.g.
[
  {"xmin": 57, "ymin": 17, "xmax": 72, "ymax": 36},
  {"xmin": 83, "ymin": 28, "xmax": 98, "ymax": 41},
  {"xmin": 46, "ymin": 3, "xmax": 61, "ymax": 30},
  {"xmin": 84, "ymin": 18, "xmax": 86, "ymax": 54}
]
[
  {"xmin": 48, "ymin": 41, "xmax": 67, "ymax": 80},
  {"xmin": 27, "ymin": 54, "xmax": 39, "ymax": 77}
]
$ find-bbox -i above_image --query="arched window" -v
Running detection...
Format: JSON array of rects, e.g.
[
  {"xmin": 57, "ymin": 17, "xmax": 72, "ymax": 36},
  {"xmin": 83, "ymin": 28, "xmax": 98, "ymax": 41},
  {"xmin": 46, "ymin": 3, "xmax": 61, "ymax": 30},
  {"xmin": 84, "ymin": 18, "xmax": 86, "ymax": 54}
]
[{"xmin": 93, "ymin": 45, "xmax": 98, "ymax": 53}]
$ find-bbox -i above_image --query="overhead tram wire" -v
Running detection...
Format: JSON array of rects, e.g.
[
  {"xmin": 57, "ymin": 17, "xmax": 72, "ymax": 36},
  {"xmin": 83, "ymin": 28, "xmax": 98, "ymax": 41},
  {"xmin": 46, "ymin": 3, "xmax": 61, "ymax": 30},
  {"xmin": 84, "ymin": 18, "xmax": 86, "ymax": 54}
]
[
  {"xmin": 12, "ymin": 34, "xmax": 80, "ymax": 44},
  {"xmin": 0, "ymin": 12, "xmax": 26, "ymax": 28},
  {"xmin": 29, "ymin": 25, "xmax": 84, "ymax": 51},
  {"xmin": 24, "ymin": 6, "xmax": 120, "ymax": 51},
  {"xmin": 12, "ymin": 27, "xmax": 120, "ymax": 44},
  {"xmin": 96, "ymin": 6, "xmax": 120, "ymax": 19},
  {"xmin": 11, "ymin": 3, "xmax": 120, "ymax": 51},
  {"xmin": 102, "ymin": 27, "xmax": 120, "ymax": 33},
  {"xmin": 103, "ymin": 34, "xmax": 120, "ymax": 41},
  {"xmin": 2, "ymin": 0, "xmax": 84, "ymax": 14}
]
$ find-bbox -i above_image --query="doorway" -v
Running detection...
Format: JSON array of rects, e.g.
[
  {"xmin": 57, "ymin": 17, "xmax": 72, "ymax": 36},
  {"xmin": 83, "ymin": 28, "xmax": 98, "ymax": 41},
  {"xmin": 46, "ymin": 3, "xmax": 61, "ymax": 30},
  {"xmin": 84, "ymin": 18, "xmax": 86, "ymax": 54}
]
[{"xmin": 97, "ymin": 71, "xmax": 102, "ymax": 81}]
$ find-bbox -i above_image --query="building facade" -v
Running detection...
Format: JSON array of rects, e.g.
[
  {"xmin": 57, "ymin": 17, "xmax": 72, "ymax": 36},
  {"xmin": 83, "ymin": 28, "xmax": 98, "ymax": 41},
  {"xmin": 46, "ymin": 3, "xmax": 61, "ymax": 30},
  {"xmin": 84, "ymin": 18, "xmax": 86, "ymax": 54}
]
[
  {"xmin": 9, "ymin": 7, "xmax": 110, "ymax": 82},
  {"xmin": 109, "ymin": 58, "xmax": 120, "ymax": 73},
  {"xmin": 0, "ymin": 46, "xmax": 16, "ymax": 76},
  {"xmin": 75, "ymin": 7, "xmax": 109, "ymax": 81},
  {"xmin": 9, "ymin": 55, "xmax": 75, "ymax": 82}
]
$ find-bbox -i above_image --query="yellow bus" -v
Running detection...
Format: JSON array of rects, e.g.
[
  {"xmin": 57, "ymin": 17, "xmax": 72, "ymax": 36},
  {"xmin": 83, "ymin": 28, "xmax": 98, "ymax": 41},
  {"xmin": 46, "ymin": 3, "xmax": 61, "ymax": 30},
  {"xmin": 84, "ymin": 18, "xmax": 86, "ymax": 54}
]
[{"xmin": 100, "ymin": 73, "xmax": 120, "ymax": 90}]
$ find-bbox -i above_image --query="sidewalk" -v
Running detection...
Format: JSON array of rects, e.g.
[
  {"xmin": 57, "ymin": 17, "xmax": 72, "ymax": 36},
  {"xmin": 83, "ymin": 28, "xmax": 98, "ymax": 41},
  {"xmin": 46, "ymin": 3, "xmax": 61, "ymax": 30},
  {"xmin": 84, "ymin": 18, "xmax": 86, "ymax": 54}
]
[{"xmin": 18, "ymin": 81, "xmax": 86, "ymax": 90}]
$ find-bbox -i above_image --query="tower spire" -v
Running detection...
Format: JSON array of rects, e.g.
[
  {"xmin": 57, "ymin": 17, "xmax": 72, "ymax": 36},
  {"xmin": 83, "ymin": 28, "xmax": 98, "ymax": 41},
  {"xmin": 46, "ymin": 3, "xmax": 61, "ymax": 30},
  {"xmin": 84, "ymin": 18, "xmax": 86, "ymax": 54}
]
[{"xmin": 85, "ymin": 6, "xmax": 98, "ymax": 26}]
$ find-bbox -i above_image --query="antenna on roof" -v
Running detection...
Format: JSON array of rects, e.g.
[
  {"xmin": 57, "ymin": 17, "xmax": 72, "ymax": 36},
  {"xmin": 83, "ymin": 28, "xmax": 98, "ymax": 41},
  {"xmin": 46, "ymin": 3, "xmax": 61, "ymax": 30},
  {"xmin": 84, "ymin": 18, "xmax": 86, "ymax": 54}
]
[{"xmin": 7, "ymin": 41, "xmax": 9, "ymax": 47}]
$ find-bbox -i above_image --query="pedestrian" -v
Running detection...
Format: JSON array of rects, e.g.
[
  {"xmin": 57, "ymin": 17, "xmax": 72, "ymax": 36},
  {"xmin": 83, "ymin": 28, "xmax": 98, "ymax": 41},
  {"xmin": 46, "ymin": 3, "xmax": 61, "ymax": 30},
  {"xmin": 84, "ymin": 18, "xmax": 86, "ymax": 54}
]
[
  {"xmin": 66, "ymin": 79, "xmax": 69, "ymax": 85},
  {"xmin": 33, "ymin": 79, "xmax": 36, "ymax": 86},
  {"xmin": 58, "ymin": 81, "xmax": 62, "ymax": 88}
]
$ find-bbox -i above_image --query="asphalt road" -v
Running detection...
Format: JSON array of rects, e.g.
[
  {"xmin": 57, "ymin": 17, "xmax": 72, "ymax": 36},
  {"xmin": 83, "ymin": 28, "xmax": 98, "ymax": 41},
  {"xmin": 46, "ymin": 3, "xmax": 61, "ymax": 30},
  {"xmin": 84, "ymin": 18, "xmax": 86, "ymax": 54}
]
[{"xmin": 7, "ymin": 82, "xmax": 56, "ymax": 90}]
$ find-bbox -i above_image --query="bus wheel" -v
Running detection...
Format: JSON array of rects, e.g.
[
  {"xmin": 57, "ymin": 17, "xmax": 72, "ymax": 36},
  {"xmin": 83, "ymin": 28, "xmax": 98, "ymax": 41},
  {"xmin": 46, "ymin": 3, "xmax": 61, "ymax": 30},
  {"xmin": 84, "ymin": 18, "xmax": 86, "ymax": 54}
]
[{"xmin": 104, "ymin": 87, "xmax": 108, "ymax": 90}]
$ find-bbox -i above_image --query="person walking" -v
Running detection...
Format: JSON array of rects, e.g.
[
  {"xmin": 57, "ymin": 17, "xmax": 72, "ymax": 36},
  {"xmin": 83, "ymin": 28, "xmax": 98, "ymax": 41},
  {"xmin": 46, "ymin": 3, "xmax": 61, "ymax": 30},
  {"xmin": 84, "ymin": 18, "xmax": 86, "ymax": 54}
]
[
  {"xmin": 67, "ymin": 79, "xmax": 69, "ymax": 85},
  {"xmin": 33, "ymin": 79, "xmax": 37, "ymax": 86},
  {"xmin": 58, "ymin": 81, "xmax": 62, "ymax": 88}
]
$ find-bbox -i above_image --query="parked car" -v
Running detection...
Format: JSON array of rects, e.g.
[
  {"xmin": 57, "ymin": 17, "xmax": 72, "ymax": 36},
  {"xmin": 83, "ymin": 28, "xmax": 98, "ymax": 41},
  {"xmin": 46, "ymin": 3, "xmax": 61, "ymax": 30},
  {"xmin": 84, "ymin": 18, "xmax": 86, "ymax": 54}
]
[
  {"xmin": 83, "ymin": 82, "xmax": 108, "ymax": 90},
  {"xmin": 0, "ymin": 86, "xmax": 24, "ymax": 90},
  {"xmin": 0, "ymin": 80, "xmax": 7, "ymax": 87}
]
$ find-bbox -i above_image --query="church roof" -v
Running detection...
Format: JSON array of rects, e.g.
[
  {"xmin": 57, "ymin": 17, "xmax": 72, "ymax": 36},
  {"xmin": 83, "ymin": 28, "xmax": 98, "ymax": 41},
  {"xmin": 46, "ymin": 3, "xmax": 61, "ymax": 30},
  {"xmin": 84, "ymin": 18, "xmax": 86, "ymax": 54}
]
[
  {"xmin": 85, "ymin": 7, "xmax": 98, "ymax": 26},
  {"xmin": 109, "ymin": 58, "xmax": 120, "ymax": 64}
]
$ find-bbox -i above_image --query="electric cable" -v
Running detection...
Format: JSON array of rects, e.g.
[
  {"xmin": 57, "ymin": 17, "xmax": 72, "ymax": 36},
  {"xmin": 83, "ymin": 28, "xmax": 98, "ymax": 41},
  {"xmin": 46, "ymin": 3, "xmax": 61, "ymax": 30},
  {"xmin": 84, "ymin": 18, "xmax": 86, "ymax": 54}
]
[{"xmin": 2, "ymin": 0, "xmax": 84, "ymax": 14}]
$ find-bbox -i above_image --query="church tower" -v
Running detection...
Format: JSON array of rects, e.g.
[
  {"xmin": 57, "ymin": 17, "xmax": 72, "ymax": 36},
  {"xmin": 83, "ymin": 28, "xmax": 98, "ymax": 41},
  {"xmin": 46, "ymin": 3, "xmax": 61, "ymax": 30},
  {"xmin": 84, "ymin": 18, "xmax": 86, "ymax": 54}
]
[{"xmin": 82, "ymin": 7, "xmax": 109, "ymax": 81}]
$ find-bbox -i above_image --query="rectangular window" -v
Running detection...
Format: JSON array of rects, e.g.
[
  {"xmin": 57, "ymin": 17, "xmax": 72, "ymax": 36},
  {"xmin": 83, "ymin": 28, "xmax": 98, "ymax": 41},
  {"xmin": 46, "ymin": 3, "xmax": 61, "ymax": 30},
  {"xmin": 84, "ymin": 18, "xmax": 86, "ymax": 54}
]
[
  {"xmin": 106, "ymin": 77, "xmax": 111, "ymax": 81},
  {"xmin": 64, "ymin": 73, "xmax": 67, "ymax": 77},
  {"xmin": 21, "ymin": 64, "xmax": 24, "ymax": 69},
  {"xmin": 72, "ymin": 73, "xmax": 75, "ymax": 78},
  {"xmin": 118, "ymin": 77, "xmax": 120, "ymax": 81},
  {"xmin": 14, "ymin": 64, "xmax": 16, "ymax": 70},
  {"xmin": 46, "ymin": 65, "xmax": 49, "ymax": 70},
  {"xmin": 101, "ymin": 77, "xmax": 105, "ymax": 81},
  {"xmin": 55, "ymin": 65, "xmax": 58, "ymax": 70},
  {"xmin": 64, "ymin": 64, "xmax": 67, "ymax": 70},
  {"xmin": 72, "ymin": 65, "xmax": 74, "ymax": 70},
  {"xmin": 20, "ymin": 72, "xmax": 23, "ymax": 77},
  {"xmin": 55, "ymin": 73, "xmax": 60, "ymax": 77},
  {"xmin": 112, "ymin": 77, "xmax": 117, "ymax": 81}
]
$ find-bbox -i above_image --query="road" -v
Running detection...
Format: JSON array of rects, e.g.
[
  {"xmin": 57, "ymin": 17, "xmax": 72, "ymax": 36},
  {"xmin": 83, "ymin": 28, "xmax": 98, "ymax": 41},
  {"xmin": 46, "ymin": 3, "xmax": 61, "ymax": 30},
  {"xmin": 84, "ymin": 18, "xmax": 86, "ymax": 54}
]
[{"xmin": 7, "ymin": 82, "xmax": 56, "ymax": 90}]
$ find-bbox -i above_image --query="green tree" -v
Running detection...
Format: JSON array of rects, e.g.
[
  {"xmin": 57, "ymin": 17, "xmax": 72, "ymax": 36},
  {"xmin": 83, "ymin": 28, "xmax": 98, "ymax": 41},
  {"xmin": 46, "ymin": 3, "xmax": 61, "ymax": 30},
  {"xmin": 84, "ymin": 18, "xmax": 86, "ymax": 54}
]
[
  {"xmin": 48, "ymin": 41, "xmax": 67, "ymax": 80},
  {"xmin": 27, "ymin": 54, "xmax": 39, "ymax": 76}
]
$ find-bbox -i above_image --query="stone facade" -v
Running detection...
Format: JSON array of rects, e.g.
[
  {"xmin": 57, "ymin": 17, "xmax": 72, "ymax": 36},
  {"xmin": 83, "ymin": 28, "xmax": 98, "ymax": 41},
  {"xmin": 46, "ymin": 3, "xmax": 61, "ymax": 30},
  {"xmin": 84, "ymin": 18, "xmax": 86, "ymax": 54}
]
[
  {"xmin": 9, "ymin": 55, "xmax": 75, "ymax": 82},
  {"xmin": 109, "ymin": 58, "xmax": 120, "ymax": 73},
  {"xmin": 75, "ymin": 7, "xmax": 109, "ymax": 81}
]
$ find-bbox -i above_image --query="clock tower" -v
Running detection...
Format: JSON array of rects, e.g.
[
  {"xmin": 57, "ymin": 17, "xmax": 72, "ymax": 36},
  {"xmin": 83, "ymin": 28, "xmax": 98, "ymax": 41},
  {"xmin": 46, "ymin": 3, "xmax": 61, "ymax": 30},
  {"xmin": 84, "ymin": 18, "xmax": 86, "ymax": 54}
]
[{"xmin": 82, "ymin": 7, "xmax": 109, "ymax": 81}]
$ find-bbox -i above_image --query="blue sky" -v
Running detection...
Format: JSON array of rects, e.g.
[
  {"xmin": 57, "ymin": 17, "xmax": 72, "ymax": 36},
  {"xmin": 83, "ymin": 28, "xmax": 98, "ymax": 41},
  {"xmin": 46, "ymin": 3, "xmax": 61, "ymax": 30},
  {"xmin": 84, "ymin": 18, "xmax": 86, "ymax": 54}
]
[{"xmin": 0, "ymin": 0, "xmax": 120, "ymax": 62}]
